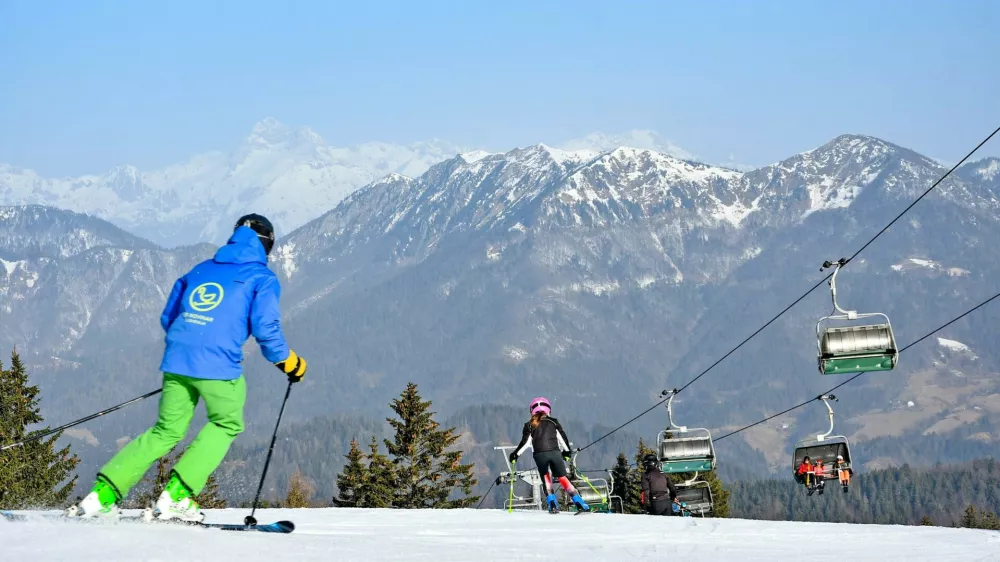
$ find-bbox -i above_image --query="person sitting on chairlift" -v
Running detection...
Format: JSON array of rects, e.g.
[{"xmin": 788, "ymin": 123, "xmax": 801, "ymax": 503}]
[
  {"xmin": 835, "ymin": 454, "xmax": 852, "ymax": 492},
  {"xmin": 811, "ymin": 459, "xmax": 826, "ymax": 495},
  {"xmin": 640, "ymin": 453, "xmax": 680, "ymax": 516},
  {"xmin": 795, "ymin": 456, "xmax": 814, "ymax": 490}
]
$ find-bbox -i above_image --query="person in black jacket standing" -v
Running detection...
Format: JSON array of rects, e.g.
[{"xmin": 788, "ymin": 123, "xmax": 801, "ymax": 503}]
[
  {"xmin": 509, "ymin": 397, "xmax": 590, "ymax": 513},
  {"xmin": 640, "ymin": 453, "xmax": 679, "ymax": 515}
]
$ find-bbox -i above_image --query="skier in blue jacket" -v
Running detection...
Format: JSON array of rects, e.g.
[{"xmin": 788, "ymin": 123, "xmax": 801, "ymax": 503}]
[{"xmin": 67, "ymin": 214, "xmax": 308, "ymax": 522}]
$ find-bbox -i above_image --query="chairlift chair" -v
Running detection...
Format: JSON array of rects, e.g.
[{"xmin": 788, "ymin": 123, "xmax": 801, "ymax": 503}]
[
  {"xmin": 816, "ymin": 258, "xmax": 898, "ymax": 375},
  {"xmin": 656, "ymin": 390, "xmax": 717, "ymax": 474},
  {"xmin": 791, "ymin": 395, "xmax": 853, "ymax": 482},
  {"xmin": 674, "ymin": 474, "xmax": 714, "ymax": 517},
  {"xmin": 566, "ymin": 449, "xmax": 612, "ymax": 513},
  {"xmin": 494, "ymin": 445, "xmax": 545, "ymax": 511}
]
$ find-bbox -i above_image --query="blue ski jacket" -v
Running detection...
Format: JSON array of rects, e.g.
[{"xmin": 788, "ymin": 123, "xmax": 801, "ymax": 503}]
[{"xmin": 158, "ymin": 226, "xmax": 290, "ymax": 380}]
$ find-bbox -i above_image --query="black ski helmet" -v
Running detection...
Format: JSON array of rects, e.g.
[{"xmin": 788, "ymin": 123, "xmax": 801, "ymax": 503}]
[
  {"xmin": 643, "ymin": 453, "xmax": 660, "ymax": 471},
  {"xmin": 235, "ymin": 213, "xmax": 275, "ymax": 255}
]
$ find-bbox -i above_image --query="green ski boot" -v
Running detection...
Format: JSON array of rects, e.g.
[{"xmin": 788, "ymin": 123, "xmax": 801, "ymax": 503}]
[
  {"xmin": 66, "ymin": 477, "xmax": 121, "ymax": 519},
  {"xmin": 153, "ymin": 472, "xmax": 204, "ymax": 522}
]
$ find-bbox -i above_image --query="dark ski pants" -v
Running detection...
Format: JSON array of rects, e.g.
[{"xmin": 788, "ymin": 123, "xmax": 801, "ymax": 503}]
[
  {"xmin": 649, "ymin": 498, "xmax": 676, "ymax": 516},
  {"xmin": 533, "ymin": 450, "xmax": 576, "ymax": 495}
]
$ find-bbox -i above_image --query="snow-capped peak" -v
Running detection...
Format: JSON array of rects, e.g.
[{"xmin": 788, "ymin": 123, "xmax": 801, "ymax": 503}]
[
  {"xmin": 530, "ymin": 144, "xmax": 600, "ymax": 166},
  {"xmin": 559, "ymin": 129, "xmax": 696, "ymax": 161},
  {"xmin": 459, "ymin": 150, "xmax": 494, "ymax": 164}
]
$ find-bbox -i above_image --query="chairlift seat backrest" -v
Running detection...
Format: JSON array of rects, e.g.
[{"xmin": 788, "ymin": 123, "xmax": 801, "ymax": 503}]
[
  {"xmin": 821, "ymin": 324, "xmax": 895, "ymax": 356},
  {"xmin": 658, "ymin": 431, "xmax": 715, "ymax": 473},
  {"xmin": 818, "ymin": 320, "xmax": 898, "ymax": 374},
  {"xmin": 675, "ymin": 483, "xmax": 713, "ymax": 515},
  {"xmin": 793, "ymin": 439, "xmax": 852, "ymax": 475}
]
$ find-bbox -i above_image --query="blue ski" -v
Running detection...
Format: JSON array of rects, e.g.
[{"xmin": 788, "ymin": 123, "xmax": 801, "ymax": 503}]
[{"xmin": 0, "ymin": 511, "xmax": 294, "ymax": 533}]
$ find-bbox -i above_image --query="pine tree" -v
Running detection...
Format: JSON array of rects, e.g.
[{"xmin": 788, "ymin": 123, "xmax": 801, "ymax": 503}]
[
  {"xmin": 920, "ymin": 515, "xmax": 933, "ymax": 526},
  {"xmin": 127, "ymin": 449, "xmax": 177, "ymax": 508},
  {"xmin": 358, "ymin": 436, "xmax": 395, "ymax": 508},
  {"xmin": 609, "ymin": 453, "xmax": 633, "ymax": 513},
  {"xmin": 700, "ymin": 470, "xmax": 730, "ymax": 518},
  {"xmin": 0, "ymin": 350, "xmax": 80, "ymax": 509},
  {"xmin": 624, "ymin": 438, "xmax": 656, "ymax": 514},
  {"xmin": 981, "ymin": 511, "xmax": 1000, "ymax": 531},
  {"xmin": 382, "ymin": 383, "xmax": 479, "ymax": 508},
  {"xmin": 127, "ymin": 447, "xmax": 226, "ymax": 508},
  {"xmin": 961, "ymin": 505, "xmax": 980, "ymax": 528},
  {"xmin": 197, "ymin": 474, "xmax": 227, "ymax": 509},
  {"xmin": 333, "ymin": 438, "xmax": 367, "ymax": 507},
  {"xmin": 284, "ymin": 470, "xmax": 314, "ymax": 508}
]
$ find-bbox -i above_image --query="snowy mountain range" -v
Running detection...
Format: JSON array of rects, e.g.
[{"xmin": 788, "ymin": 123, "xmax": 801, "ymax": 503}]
[
  {"xmin": 2, "ymin": 133, "xmax": 999, "ymax": 479},
  {"xmin": 0, "ymin": 119, "xmax": 700, "ymax": 247}
]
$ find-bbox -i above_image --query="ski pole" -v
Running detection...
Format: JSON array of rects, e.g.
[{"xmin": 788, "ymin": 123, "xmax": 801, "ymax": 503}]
[
  {"xmin": 507, "ymin": 459, "xmax": 515, "ymax": 513},
  {"xmin": 245, "ymin": 380, "xmax": 293, "ymax": 527},
  {"xmin": 1, "ymin": 388, "xmax": 163, "ymax": 451}
]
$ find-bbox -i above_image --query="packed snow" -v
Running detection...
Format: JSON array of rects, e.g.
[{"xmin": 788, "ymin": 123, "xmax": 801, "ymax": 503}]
[
  {"xmin": 1, "ymin": 257, "xmax": 20, "ymax": 276},
  {"xmin": 2, "ymin": 508, "xmax": 997, "ymax": 561},
  {"xmin": 937, "ymin": 337, "xmax": 971, "ymax": 353},
  {"xmin": 890, "ymin": 258, "xmax": 968, "ymax": 276}
]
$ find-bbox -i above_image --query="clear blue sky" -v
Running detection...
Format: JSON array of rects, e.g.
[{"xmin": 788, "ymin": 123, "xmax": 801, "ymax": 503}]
[{"xmin": 1, "ymin": 0, "xmax": 998, "ymax": 176}]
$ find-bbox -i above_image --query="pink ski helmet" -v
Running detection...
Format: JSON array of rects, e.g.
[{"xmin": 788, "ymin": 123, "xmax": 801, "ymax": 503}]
[{"xmin": 529, "ymin": 397, "xmax": 551, "ymax": 416}]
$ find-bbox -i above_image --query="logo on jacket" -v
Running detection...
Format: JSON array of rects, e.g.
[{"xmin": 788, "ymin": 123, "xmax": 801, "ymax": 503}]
[{"xmin": 189, "ymin": 282, "xmax": 224, "ymax": 312}]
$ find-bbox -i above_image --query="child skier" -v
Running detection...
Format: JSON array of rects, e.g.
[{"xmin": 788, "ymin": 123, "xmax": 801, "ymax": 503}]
[
  {"xmin": 66, "ymin": 214, "xmax": 308, "ymax": 522},
  {"xmin": 509, "ymin": 397, "xmax": 590, "ymax": 513}
]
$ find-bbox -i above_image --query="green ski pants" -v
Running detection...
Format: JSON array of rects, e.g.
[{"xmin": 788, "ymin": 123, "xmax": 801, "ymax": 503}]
[{"xmin": 99, "ymin": 372, "xmax": 246, "ymax": 497}]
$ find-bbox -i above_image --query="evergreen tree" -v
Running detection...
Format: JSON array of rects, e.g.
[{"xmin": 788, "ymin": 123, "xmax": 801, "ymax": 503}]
[
  {"xmin": 981, "ymin": 511, "xmax": 1000, "ymax": 531},
  {"xmin": 333, "ymin": 438, "xmax": 366, "ymax": 507},
  {"xmin": 623, "ymin": 438, "xmax": 656, "ymax": 514},
  {"xmin": 357, "ymin": 436, "xmax": 395, "ymax": 508},
  {"xmin": 920, "ymin": 515, "xmax": 933, "ymax": 526},
  {"xmin": 197, "ymin": 475, "xmax": 227, "ymax": 509},
  {"xmin": 128, "ymin": 449, "xmax": 176, "ymax": 508},
  {"xmin": 609, "ymin": 453, "xmax": 633, "ymax": 513},
  {"xmin": 0, "ymin": 351, "xmax": 79, "ymax": 509},
  {"xmin": 284, "ymin": 470, "xmax": 314, "ymax": 508},
  {"xmin": 382, "ymin": 383, "xmax": 478, "ymax": 508},
  {"xmin": 127, "ymin": 447, "xmax": 227, "ymax": 508},
  {"xmin": 961, "ymin": 505, "xmax": 980, "ymax": 528}
]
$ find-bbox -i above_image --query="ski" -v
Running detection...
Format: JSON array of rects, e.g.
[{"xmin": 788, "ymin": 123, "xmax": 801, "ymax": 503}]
[{"xmin": 0, "ymin": 511, "xmax": 294, "ymax": 533}]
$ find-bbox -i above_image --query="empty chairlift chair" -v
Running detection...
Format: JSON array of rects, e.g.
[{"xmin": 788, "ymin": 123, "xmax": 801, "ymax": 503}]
[
  {"xmin": 816, "ymin": 258, "xmax": 898, "ymax": 375},
  {"xmin": 656, "ymin": 390, "xmax": 717, "ymax": 474},
  {"xmin": 674, "ymin": 478, "xmax": 713, "ymax": 516},
  {"xmin": 494, "ymin": 445, "xmax": 546, "ymax": 511},
  {"xmin": 792, "ymin": 394, "xmax": 853, "ymax": 484}
]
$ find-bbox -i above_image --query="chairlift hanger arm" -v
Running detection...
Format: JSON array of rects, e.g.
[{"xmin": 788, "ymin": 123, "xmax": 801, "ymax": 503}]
[
  {"xmin": 817, "ymin": 394, "xmax": 838, "ymax": 439},
  {"xmin": 821, "ymin": 258, "xmax": 855, "ymax": 317},
  {"xmin": 660, "ymin": 388, "xmax": 686, "ymax": 431}
]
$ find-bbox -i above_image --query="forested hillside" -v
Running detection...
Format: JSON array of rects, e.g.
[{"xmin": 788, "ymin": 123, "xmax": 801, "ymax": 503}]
[{"xmin": 730, "ymin": 458, "xmax": 1000, "ymax": 527}]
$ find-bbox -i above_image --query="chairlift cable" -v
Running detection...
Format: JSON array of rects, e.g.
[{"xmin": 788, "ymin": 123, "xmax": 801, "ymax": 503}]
[
  {"xmin": 716, "ymin": 289, "xmax": 1000, "ymax": 442},
  {"xmin": 574, "ymin": 125, "xmax": 1000, "ymax": 452}
]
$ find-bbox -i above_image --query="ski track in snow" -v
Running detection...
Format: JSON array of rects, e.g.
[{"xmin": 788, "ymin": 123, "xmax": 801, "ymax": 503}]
[{"xmin": 2, "ymin": 508, "xmax": 998, "ymax": 561}]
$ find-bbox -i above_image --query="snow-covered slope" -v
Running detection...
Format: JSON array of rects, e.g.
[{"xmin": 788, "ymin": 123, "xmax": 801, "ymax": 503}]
[{"xmin": 3, "ymin": 508, "xmax": 997, "ymax": 561}]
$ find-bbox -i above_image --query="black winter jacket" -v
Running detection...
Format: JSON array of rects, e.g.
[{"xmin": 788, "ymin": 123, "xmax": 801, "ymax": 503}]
[{"xmin": 512, "ymin": 416, "xmax": 571, "ymax": 457}]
